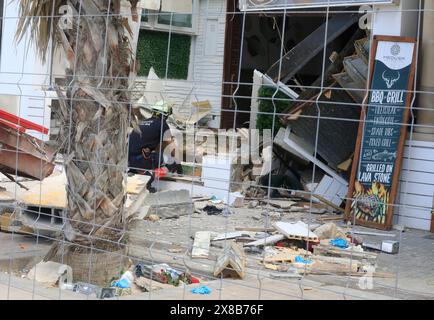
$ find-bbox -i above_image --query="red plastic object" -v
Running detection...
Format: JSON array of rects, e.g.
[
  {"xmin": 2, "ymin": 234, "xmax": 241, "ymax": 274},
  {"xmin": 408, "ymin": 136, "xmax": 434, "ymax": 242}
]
[
  {"xmin": 308, "ymin": 240, "xmax": 321, "ymax": 252},
  {"xmin": 155, "ymin": 167, "xmax": 168, "ymax": 178},
  {"xmin": 0, "ymin": 109, "xmax": 49, "ymax": 134}
]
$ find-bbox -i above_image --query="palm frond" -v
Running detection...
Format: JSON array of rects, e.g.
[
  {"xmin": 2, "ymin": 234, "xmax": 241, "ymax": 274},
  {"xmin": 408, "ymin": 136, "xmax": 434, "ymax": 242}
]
[{"xmin": 15, "ymin": 0, "xmax": 66, "ymax": 63}]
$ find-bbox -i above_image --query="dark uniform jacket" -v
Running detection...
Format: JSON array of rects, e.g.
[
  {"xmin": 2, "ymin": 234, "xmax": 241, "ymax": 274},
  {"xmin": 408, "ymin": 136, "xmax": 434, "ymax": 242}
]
[{"xmin": 128, "ymin": 116, "xmax": 170, "ymax": 171}]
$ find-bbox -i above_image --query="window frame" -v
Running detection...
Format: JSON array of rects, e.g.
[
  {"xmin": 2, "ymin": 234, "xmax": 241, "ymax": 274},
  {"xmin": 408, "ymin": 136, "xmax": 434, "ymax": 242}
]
[
  {"xmin": 0, "ymin": 0, "xmax": 4, "ymax": 58},
  {"xmin": 140, "ymin": 0, "xmax": 199, "ymax": 35}
]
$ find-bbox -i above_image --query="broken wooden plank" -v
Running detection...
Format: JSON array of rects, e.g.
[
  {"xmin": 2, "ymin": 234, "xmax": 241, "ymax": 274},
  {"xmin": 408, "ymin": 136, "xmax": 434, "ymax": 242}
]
[
  {"xmin": 263, "ymin": 247, "xmax": 311, "ymax": 264},
  {"xmin": 0, "ymin": 211, "xmax": 34, "ymax": 234},
  {"xmin": 267, "ymin": 14, "xmax": 359, "ymax": 82},
  {"xmin": 333, "ymin": 72, "xmax": 366, "ymax": 104},
  {"xmin": 192, "ymin": 231, "xmax": 211, "ymax": 259},
  {"xmin": 351, "ymin": 231, "xmax": 396, "ymax": 238},
  {"xmin": 317, "ymin": 215, "xmax": 345, "ymax": 221},
  {"xmin": 262, "ymin": 199, "xmax": 297, "ymax": 210},
  {"xmin": 2, "ymin": 172, "xmax": 29, "ymax": 191},
  {"xmin": 235, "ymin": 227, "xmax": 276, "ymax": 232},
  {"xmin": 274, "ymin": 221, "xmax": 319, "ymax": 242},
  {"xmin": 21, "ymin": 172, "xmax": 67, "ymax": 209},
  {"xmin": 269, "ymin": 272, "xmax": 303, "ymax": 280},
  {"xmin": 343, "ymin": 55, "xmax": 368, "ymax": 87},
  {"xmin": 244, "ymin": 234, "xmax": 285, "ymax": 247},
  {"xmin": 127, "ymin": 188, "xmax": 150, "ymax": 219},
  {"xmin": 313, "ymin": 244, "xmax": 377, "ymax": 263},
  {"xmin": 337, "ymin": 155, "xmax": 354, "ymax": 172},
  {"xmin": 214, "ymin": 241, "xmax": 246, "ymax": 279},
  {"xmin": 212, "ymin": 231, "xmax": 253, "ymax": 242},
  {"xmin": 354, "ymin": 37, "xmax": 370, "ymax": 64},
  {"xmin": 313, "ymin": 195, "xmax": 345, "ymax": 213},
  {"xmin": 0, "ymin": 190, "xmax": 15, "ymax": 202},
  {"xmin": 295, "ymin": 255, "xmax": 360, "ymax": 275}
]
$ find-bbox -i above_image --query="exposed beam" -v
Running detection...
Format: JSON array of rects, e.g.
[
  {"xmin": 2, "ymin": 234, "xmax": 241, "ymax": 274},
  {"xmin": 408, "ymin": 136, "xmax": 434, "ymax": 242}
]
[{"xmin": 266, "ymin": 14, "xmax": 359, "ymax": 83}]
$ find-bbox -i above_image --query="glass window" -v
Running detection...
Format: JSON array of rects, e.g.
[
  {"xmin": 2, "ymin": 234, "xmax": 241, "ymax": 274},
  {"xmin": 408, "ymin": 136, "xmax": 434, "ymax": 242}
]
[
  {"xmin": 141, "ymin": 9, "xmax": 149, "ymax": 23},
  {"xmin": 0, "ymin": 0, "xmax": 3, "ymax": 55},
  {"xmin": 157, "ymin": 12, "xmax": 192, "ymax": 28}
]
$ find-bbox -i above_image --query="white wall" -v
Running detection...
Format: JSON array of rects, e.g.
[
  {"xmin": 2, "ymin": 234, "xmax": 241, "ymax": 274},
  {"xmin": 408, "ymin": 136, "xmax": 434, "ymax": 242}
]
[
  {"xmin": 137, "ymin": 0, "xmax": 227, "ymax": 128},
  {"xmin": 0, "ymin": 1, "xmax": 51, "ymax": 141},
  {"xmin": 373, "ymin": 0, "xmax": 419, "ymax": 37}
]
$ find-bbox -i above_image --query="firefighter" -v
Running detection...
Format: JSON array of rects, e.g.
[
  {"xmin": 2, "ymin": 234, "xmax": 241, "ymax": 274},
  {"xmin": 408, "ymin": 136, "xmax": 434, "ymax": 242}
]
[{"xmin": 128, "ymin": 101, "xmax": 181, "ymax": 192}]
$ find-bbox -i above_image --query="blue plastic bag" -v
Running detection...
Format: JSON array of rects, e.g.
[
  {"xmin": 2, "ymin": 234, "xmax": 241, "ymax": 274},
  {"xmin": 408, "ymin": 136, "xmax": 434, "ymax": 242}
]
[
  {"xmin": 330, "ymin": 238, "xmax": 349, "ymax": 249},
  {"xmin": 294, "ymin": 256, "xmax": 312, "ymax": 265},
  {"xmin": 191, "ymin": 286, "xmax": 212, "ymax": 295},
  {"xmin": 111, "ymin": 278, "xmax": 131, "ymax": 289}
]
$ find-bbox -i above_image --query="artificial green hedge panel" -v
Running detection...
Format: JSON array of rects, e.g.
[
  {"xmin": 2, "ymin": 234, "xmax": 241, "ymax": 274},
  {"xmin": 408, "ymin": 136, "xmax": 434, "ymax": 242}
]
[
  {"xmin": 257, "ymin": 86, "xmax": 293, "ymax": 135},
  {"xmin": 137, "ymin": 30, "xmax": 191, "ymax": 79}
]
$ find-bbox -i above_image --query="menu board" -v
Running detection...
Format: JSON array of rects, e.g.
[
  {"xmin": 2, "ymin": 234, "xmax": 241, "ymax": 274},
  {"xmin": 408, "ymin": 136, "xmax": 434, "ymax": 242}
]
[
  {"xmin": 345, "ymin": 36, "xmax": 417, "ymax": 230},
  {"xmin": 238, "ymin": 0, "xmax": 396, "ymax": 11}
]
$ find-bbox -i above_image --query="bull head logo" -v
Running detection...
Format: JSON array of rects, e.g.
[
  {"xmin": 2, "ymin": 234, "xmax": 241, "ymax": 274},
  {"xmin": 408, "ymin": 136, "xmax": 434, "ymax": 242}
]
[{"xmin": 382, "ymin": 70, "xmax": 400, "ymax": 89}]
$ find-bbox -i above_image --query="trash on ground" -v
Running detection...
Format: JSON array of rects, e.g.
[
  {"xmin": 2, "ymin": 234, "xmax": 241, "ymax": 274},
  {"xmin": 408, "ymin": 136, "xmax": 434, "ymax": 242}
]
[
  {"xmin": 330, "ymin": 238, "xmax": 349, "ymax": 249},
  {"xmin": 191, "ymin": 285, "xmax": 212, "ymax": 295},
  {"xmin": 214, "ymin": 241, "xmax": 246, "ymax": 279}
]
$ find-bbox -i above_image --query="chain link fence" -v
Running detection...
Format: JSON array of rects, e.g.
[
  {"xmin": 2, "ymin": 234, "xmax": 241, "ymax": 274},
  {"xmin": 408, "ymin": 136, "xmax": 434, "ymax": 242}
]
[{"xmin": 0, "ymin": 0, "xmax": 433, "ymax": 300}]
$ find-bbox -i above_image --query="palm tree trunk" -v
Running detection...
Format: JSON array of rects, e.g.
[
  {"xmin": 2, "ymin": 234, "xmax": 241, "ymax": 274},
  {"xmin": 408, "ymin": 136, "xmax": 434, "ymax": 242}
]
[
  {"xmin": 54, "ymin": 0, "xmax": 140, "ymax": 249},
  {"xmin": 16, "ymin": 0, "xmax": 141, "ymax": 284}
]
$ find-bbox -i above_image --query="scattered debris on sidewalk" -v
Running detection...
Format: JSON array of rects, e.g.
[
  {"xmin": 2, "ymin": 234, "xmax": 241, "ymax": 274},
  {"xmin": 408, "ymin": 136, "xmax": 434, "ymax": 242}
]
[
  {"xmin": 27, "ymin": 261, "xmax": 72, "ymax": 288},
  {"xmin": 214, "ymin": 242, "xmax": 246, "ymax": 279},
  {"xmin": 192, "ymin": 231, "xmax": 211, "ymax": 259}
]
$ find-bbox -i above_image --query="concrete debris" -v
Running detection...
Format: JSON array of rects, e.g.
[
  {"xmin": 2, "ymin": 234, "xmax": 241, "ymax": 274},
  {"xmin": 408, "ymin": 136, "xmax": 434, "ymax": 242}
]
[
  {"xmin": 230, "ymin": 192, "xmax": 245, "ymax": 208},
  {"xmin": 27, "ymin": 261, "xmax": 73, "ymax": 288},
  {"xmin": 264, "ymin": 199, "xmax": 297, "ymax": 209},
  {"xmin": 248, "ymin": 200, "xmax": 259, "ymax": 208},
  {"xmin": 192, "ymin": 231, "xmax": 211, "ymax": 259},
  {"xmin": 314, "ymin": 223, "xmax": 347, "ymax": 240},
  {"xmin": 261, "ymin": 211, "xmax": 282, "ymax": 221},
  {"xmin": 144, "ymin": 190, "xmax": 192, "ymax": 219},
  {"xmin": 146, "ymin": 214, "xmax": 160, "ymax": 222}
]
